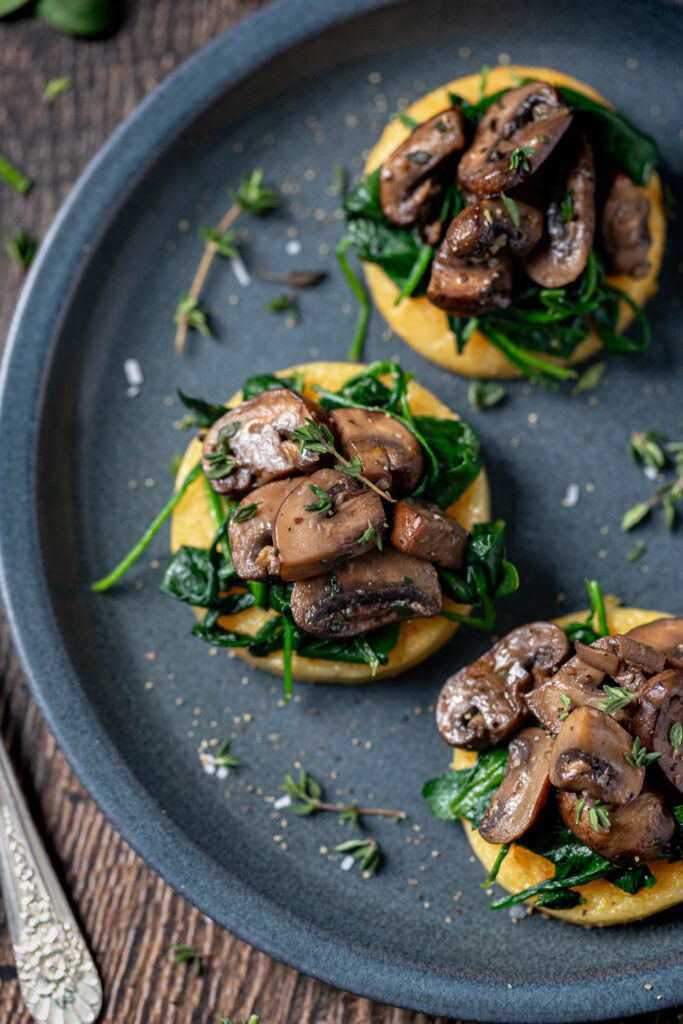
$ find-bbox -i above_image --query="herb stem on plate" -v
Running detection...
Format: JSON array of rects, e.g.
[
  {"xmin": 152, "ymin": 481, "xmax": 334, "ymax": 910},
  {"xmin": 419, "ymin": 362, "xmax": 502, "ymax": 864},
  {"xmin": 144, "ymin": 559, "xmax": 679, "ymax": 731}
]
[
  {"xmin": 336, "ymin": 236, "xmax": 370, "ymax": 361},
  {"xmin": 282, "ymin": 769, "xmax": 406, "ymax": 821},
  {"xmin": 90, "ymin": 462, "xmax": 202, "ymax": 592},
  {"xmin": 293, "ymin": 418, "xmax": 394, "ymax": 503}
]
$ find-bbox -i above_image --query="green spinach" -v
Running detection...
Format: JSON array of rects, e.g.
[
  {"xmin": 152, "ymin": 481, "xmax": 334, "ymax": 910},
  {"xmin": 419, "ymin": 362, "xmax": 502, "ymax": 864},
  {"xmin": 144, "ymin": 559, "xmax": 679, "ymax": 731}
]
[
  {"xmin": 439, "ymin": 520, "xmax": 519, "ymax": 630},
  {"xmin": 423, "ymin": 748, "xmax": 508, "ymax": 826}
]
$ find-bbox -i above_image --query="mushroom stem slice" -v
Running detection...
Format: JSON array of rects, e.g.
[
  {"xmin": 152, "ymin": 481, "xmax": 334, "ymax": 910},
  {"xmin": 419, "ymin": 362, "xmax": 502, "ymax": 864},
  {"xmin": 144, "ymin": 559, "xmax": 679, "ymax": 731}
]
[
  {"xmin": 329, "ymin": 407, "xmax": 424, "ymax": 497},
  {"xmin": 436, "ymin": 622, "xmax": 570, "ymax": 749},
  {"xmin": 633, "ymin": 669, "xmax": 683, "ymax": 795},
  {"xmin": 289, "ymin": 548, "xmax": 441, "ymax": 638},
  {"xmin": 548, "ymin": 706, "xmax": 645, "ymax": 806},
  {"xmin": 202, "ymin": 390, "xmax": 331, "ymax": 495},
  {"xmin": 427, "ymin": 245, "xmax": 513, "ymax": 316},
  {"xmin": 229, "ymin": 478, "xmax": 300, "ymax": 581},
  {"xmin": 390, "ymin": 498, "xmax": 469, "ymax": 569},
  {"xmin": 557, "ymin": 788, "xmax": 675, "ymax": 868},
  {"xmin": 457, "ymin": 82, "xmax": 572, "ymax": 198},
  {"xmin": 379, "ymin": 108, "xmax": 466, "ymax": 226},
  {"xmin": 478, "ymin": 728, "xmax": 553, "ymax": 845},
  {"xmin": 273, "ymin": 468, "xmax": 388, "ymax": 582},
  {"xmin": 626, "ymin": 618, "xmax": 683, "ymax": 670},
  {"xmin": 601, "ymin": 171, "xmax": 652, "ymax": 279}
]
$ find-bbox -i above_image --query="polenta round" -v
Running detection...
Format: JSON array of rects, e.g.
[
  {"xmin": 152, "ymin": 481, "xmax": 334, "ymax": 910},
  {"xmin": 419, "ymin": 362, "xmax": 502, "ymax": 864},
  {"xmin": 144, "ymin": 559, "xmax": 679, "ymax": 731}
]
[
  {"xmin": 364, "ymin": 65, "xmax": 666, "ymax": 379},
  {"xmin": 453, "ymin": 602, "xmax": 682, "ymax": 926},
  {"xmin": 171, "ymin": 362, "xmax": 490, "ymax": 684}
]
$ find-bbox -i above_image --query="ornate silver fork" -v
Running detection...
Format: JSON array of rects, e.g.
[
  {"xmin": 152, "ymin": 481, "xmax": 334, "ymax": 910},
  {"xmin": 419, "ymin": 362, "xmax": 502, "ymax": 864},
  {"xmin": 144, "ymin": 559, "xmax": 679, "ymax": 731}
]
[{"xmin": 0, "ymin": 738, "xmax": 102, "ymax": 1023}]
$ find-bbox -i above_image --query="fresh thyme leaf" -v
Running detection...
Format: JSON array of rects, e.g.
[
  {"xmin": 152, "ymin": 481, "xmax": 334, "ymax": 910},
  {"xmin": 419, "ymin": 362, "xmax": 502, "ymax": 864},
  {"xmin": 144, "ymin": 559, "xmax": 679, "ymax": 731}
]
[
  {"xmin": 478, "ymin": 64, "xmax": 490, "ymax": 101},
  {"xmin": 587, "ymin": 799, "xmax": 611, "ymax": 833},
  {"xmin": 232, "ymin": 501, "xmax": 262, "ymax": 523},
  {"xmin": 560, "ymin": 190, "xmax": 575, "ymax": 222},
  {"xmin": 358, "ymin": 523, "xmax": 383, "ymax": 549},
  {"xmin": 630, "ymin": 430, "xmax": 667, "ymax": 472},
  {"xmin": 337, "ymin": 455, "xmax": 363, "ymax": 478},
  {"xmin": 467, "ymin": 379, "xmax": 506, "ymax": 412},
  {"xmin": 622, "ymin": 501, "xmax": 651, "ymax": 531},
  {"xmin": 395, "ymin": 110, "xmax": 419, "ymax": 130},
  {"xmin": 3, "ymin": 228, "xmax": 37, "ymax": 269},
  {"xmin": 199, "ymin": 225, "xmax": 238, "ymax": 258},
  {"xmin": 332, "ymin": 163, "xmax": 348, "ymax": 197},
  {"xmin": 558, "ymin": 692, "xmax": 573, "ymax": 721},
  {"xmin": 500, "ymin": 192, "xmax": 520, "ymax": 227},
  {"xmin": 43, "ymin": 76, "xmax": 72, "ymax": 103},
  {"xmin": 335, "ymin": 837, "xmax": 382, "ymax": 876},
  {"xmin": 280, "ymin": 769, "xmax": 405, "ymax": 822},
  {"xmin": 509, "ymin": 145, "xmax": 535, "ymax": 171},
  {"xmin": 570, "ymin": 361, "xmax": 607, "ymax": 396},
  {"xmin": 598, "ymin": 684, "xmax": 636, "ymax": 715},
  {"xmin": 175, "ymin": 293, "xmax": 212, "ymax": 337},
  {"xmin": 266, "ymin": 292, "xmax": 299, "ymax": 323},
  {"xmin": 304, "ymin": 483, "xmax": 333, "ymax": 516},
  {"xmin": 626, "ymin": 540, "xmax": 646, "ymax": 562},
  {"xmin": 171, "ymin": 943, "xmax": 204, "ymax": 977},
  {"xmin": 670, "ymin": 721, "xmax": 683, "ymax": 752},
  {"xmin": 0, "ymin": 153, "xmax": 31, "ymax": 194},
  {"xmin": 625, "ymin": 736, "xmax": 661, "ymax": 768},
  {"xmin": 227, "ymin": 167, "xmax": 277, "ymax": 214}
]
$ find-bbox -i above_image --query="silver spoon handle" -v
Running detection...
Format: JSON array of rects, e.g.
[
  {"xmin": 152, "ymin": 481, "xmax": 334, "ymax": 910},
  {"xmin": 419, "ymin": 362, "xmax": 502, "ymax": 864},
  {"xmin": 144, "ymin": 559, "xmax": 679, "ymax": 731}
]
[{"xmin": 0, "ymin": 739, "xmax": 102, "ymax": 1023}]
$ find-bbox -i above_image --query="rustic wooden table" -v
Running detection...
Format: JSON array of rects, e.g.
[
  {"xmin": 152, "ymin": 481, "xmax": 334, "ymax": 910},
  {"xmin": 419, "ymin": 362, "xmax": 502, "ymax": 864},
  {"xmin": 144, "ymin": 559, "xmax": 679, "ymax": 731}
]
[{"xmin": 0, "ymin": 3, "xmax": 680, "ymax": 1022}]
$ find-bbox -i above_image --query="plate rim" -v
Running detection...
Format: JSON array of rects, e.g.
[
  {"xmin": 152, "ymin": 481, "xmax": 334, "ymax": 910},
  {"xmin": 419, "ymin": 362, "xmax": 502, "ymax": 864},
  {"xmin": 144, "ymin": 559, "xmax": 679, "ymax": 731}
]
[{"xmin": 0, "ymin": 0, "xmax": 681, "ymax": 1019}]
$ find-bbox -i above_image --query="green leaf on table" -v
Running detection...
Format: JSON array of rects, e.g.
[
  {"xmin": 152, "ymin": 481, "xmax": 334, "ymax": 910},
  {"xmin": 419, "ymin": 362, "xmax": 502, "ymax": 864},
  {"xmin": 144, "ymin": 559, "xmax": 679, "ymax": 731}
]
[
  {"xmin": 36, "ymin": 0, "xmax": 125, "ymax": 36},
  {"xmin": 43, "ymin": 76, "xmax": 72, "ymax": 103}
]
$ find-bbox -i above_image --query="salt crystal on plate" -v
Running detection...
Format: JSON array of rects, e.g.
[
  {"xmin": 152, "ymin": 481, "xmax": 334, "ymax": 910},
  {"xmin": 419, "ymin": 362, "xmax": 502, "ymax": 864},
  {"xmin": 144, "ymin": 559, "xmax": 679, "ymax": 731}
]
[
  {"xmin": 509, "ymin": 904, "xmax": 526, "ymax": 920},
  {"xmin": 644, "ymin": 465, "xmax": 658, "ymax": 480},
  {"xmin": 285, "ymin": 239, "xmax": 302, "ymax": 256},
  {"xmin": 274, "ymin": 795, "xmax": 292, "ymax": 810},
  {"xmin": 124, "ymin": 358, "xmax": 144, "ymax": 397},
  {"xmin": 230, "ymin": 254, "xmax": 251, "ymax": 287},
  {"xmin": 340, "ymin": 855, "xmax": 355, "ymax": 872},
  {"xmin": 562, "ymin": 484, "xmax": 580, "ymax": 508}
]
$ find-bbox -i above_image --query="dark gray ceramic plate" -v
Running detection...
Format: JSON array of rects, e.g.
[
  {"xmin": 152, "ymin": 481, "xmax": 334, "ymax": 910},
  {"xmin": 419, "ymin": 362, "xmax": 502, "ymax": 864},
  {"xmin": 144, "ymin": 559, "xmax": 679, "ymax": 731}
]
[{"xmin": 1, "ymin": 0, "xmax": 682, "ymax": 1020}]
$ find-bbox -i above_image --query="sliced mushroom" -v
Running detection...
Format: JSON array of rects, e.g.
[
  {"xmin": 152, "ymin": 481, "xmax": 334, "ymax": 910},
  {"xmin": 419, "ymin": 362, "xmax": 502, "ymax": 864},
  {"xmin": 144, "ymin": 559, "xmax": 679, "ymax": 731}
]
[
  {"xmin": 633, "ymin": 669, "xmax": 683, "ymax": 795},
  {"xmin": 329, "ymin": 408, "xmax": 423, "ymax": 496},
  {"xmin": 290, "ymin": 548, "xmax": 441, "ymax": 638},
  {"xmin": 202, "ymin": 390, "xmax": 330, "ymax": 495},
  {"xmin": 478, "ymin": 728, "xmax": 553, "ymax": 845},
  {"xmin": 436, "ymin": 622, "xmax": 570, "ymax": 749},
  {"xmin": 525, "ymin": 634, "xmax": 655, "ymax": 734},
  {"xmin": 557, "ymin": 788, "xmax": 675, "ymax": 867},
  {"xmin": 427, "ymin": 246, "xmax": 513, "ymax": 316},
  {"xmin": 273, "ymin": 468, "xmax": 388, "ymax": 582},
  {"xmin": 390, "ymin": 498, "xmax": 468, "ymax": 569},
  {"xmin": 601, "ymin": 171, "xmax": 651, "ymax": 278},
  {"xmin": 523, "ymin": 135, "xmax": 596, "ymax": 287},
  {"xmin": 229, "ymin": 478, "xmax": 299, "ymax": 580},
  {"xmin": 457, "ymin": 83, "xmax": 572, "ymax": 199},
  {"xmin": 379, "ymin": 108, "xmax": 466, "ymax": 226},
  {"xmin": 627, "ymin": 618, "xmax": 683, "ymax": 669},
  {"xmin": 548, "ymin": 706, "xmax": 644, "ymax": 805},
  {"xmin": 445, "ymin": 198, "xmax": 544, "ymax": 260}
]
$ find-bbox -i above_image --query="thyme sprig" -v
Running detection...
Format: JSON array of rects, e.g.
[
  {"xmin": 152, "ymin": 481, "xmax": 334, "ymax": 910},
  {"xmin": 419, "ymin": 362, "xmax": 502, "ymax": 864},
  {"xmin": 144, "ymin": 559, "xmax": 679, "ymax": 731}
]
[
  {"xmin": 335, "ymin": 837, "xmax": 381, "ymax": 876},
  {"xmin": 292, "ymin": 419, "xmax": 395, "ymax": 503},
  {"xmin": 304, "ymin": 483, "xmax": 334, "ymax": 516},
  {"xmin": 622, "ymin": 429, "xmax": 683, "ymax": 532},
  {"xmin": 509, "ymin": 145, "xmax": 535, "ymax": 171},
  {"xmin": 174, "ymin": 168, "xmax": 276, "ymax": 354},
  {"xmin": 358, "ymin": 523, "xmax": 383, "ymax": 549},
  {"xmin": 280, "ymin": 769, "xmax": 406, "ymax": 824},
  {"xmin": 598, "ymin": 684, "xmax": 636, "ymax": 715},
  {"xmin": 266, "ymin": 292, "xmax": 300, "ymax": 323},
  {"xmin": 171, "ymin": 943, "xmax": 205, "ymax": 977},
  {"xmin": 200, "ymin": 741, "xmax": 240, "ymax": 774},
  {"xmin": 625, "ymin": 736, "xmax": 661, "ymax": 768},
  {"xmin": 670, "ymin": 722, "xmax": 682, "ymax": 752}
]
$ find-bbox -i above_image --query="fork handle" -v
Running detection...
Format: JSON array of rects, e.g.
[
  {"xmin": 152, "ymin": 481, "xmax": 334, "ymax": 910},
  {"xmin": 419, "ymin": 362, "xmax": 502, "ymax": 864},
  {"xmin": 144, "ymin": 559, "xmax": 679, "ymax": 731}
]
[{"xmin": 0, "ymin": 738, "xmax": 102, "ymax": 1023}]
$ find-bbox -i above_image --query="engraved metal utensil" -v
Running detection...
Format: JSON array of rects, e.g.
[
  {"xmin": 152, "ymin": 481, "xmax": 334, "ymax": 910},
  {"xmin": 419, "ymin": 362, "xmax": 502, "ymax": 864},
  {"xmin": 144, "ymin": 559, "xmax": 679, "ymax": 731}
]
[{"xmin": 0, "ymin": 738, "xmax": 102, "ymax": 1023}]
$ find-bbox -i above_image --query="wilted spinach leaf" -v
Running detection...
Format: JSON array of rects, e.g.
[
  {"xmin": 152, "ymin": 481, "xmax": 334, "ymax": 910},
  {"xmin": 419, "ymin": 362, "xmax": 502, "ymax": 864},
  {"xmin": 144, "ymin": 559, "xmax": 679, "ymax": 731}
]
[
  {"xmin": 242, "ymin": 370, "xmax": 304, "ymax": 400},
  {"xmin": 413, "ymin": 415, "xmax": 481, "ymax": 508},
  {"xmin": 177, "ymin": 390, "xmax": 229, "ymax": 429},
  {"xmin": 423, "ymin": 747, "xmax": 508, "ymax": 826},
  {"xmin": 440, "ymin": 520, "xmax": 519, "ymax": 630}
]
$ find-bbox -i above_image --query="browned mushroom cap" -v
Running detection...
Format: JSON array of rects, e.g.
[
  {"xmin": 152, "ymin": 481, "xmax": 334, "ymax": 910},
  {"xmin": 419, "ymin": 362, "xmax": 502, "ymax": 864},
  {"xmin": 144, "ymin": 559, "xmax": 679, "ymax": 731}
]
[
  {"xmin": 329, "ymin": 408, "xmax": 423, "ymax": 496},
  {"xmin": 548, "ymin": 706, "xmax": 644, "ymax": 805},
  {"xmin": 436, "ymin": 622, "xmax": 570, "ymax": 749},
  {"xmin": 523, "ymin": 135, "xmax": 596, "ymax": 287},
  {"xmin": 478, "ymin": 728, "xmax": 553, "ymax": 845},
  {"xmin": 228, "ymin": 478, "xmax": 299, "ymax": 580},
  {"xmin": 427, "ymin": 244, "xmax": 513, "ymax": 316},
  {"xmin": 289, "ymin": 548, "xmax": 441, "ymax": 638},
  {"xmin": 525, "ymin": 633, "xmax": 659, "ymax": 734},
  {"xmin": 390, "ymin": 498, "xmax": 468, "ymax": 570},
  {"xmin": 445, "ymin": 198, "xmax": 544, "ymax": 260},
  {"xmin": 633, "ymin": 669, "xmax": 683, "ymax": 795},
  {"xmin": 202, "ymin": 391, "xmax": 330, "ymax": 495},
  {"xmin": 627, "ymin": 618, "xmax": 683, "ymax": 669},
  {"xmin": 557, "ymin": 789, "xmax": 675, "ymax": 867},
  {"xmin": 601, "ymin": 171, "xmax": 651, "ymax": 279},
  {"xmin": 379, "ymin": 108, "xmax": 466, "ymax": 226},
  {"xmin": 457, "ymin": 83, "xmax": 572, "ymax": 199},
  {"xmin": 273, "ymin": 468, "xmax": 388, "ymax": 582}
]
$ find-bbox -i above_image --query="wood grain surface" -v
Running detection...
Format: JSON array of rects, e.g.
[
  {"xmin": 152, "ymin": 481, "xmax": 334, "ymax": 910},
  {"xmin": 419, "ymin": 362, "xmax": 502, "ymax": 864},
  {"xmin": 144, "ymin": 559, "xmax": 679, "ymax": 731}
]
[{"xmin": 0, "ymin": 3, "xmax": 680, "ymax": 1023}]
